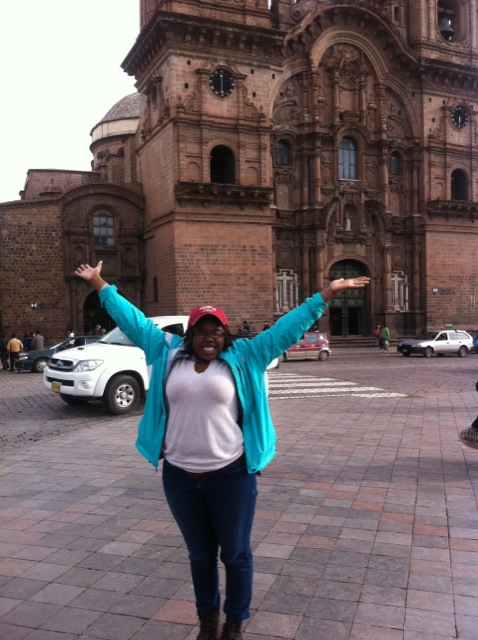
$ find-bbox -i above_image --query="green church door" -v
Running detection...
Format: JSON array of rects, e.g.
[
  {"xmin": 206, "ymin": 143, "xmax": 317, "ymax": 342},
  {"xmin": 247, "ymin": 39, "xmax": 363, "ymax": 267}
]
[{"xmin": 328, "ymin": 260, "xmax": 368, "ymax": 336}]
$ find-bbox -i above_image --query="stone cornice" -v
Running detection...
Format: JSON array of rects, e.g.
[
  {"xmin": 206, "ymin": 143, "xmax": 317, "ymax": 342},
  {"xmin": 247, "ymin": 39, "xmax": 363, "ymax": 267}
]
[
  {"xmin": 122, "ymin": 11, "xmax": 284, "ymax": 79},
  {"xmin": 175, "ymin": 181, "xmax": 272, "ymax": 208},
  {"xmin": 419, "ymin": 59, "xmax": 478, "ymax": 92},
  {"xmin": 427, "ymin": 199, "xmax": 478, "ymax": 221},
  {"xmin": 0, "ymin": 184, "xmax": 144, "ymax": 211},
  {"xmin": 59, "ymin": 183, "xmax": 145, "ymax": 208}
]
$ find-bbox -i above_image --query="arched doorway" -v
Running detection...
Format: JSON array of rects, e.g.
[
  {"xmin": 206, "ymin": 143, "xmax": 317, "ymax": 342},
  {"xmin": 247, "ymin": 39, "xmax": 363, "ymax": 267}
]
[
  {"xmin": 83, "ymin": 291, "xmax": 114, "ymax": 335},
  {"xmin": 327, "ymin": 260, "xmax": 369, "ymax": 336}
]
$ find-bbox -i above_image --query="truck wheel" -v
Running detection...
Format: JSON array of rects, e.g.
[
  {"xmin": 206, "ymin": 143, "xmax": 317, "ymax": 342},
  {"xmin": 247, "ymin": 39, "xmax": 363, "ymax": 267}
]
[{"xmin": 104, "ymin": 375, "xmax": 140, "ymax": 415}]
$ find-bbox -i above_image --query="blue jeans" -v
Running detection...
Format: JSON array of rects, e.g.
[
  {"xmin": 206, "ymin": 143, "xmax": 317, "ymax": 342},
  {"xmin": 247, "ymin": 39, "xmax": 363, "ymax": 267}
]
[{"xmin": 162, "ymin": 456, "xmax": 257, "ymax": 620}]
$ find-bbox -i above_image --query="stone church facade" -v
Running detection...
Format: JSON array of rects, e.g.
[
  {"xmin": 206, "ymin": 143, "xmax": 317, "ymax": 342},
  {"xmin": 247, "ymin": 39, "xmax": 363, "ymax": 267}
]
[{"xmin": 1, "ymin": 0, "xmax": 478, "ymax": 342}]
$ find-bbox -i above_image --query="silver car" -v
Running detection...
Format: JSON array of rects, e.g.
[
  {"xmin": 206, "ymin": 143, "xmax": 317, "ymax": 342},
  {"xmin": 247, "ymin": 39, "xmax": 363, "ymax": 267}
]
[{"xmin": 397, "ymin": 329, "xmax": 473, "ymax": 357}]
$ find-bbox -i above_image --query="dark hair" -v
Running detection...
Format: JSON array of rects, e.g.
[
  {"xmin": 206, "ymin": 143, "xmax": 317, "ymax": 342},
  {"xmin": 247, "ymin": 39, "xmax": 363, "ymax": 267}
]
[{"xmin": 183, "ymin": 324, "xmax": 233, "ymax": 355}]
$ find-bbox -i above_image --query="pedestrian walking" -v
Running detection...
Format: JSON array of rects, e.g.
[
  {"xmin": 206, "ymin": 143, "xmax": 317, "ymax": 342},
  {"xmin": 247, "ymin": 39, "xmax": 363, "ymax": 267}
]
[
  {"xmin": 373, "ymin": 324, "xmax": 381, "ymax": 347},
  {"xmin": 379, "ymin": 323, "xmax": 390, "ymax": 352},
  {"xmin": 75, "ymin": 260, "xmax": 369, "ymax": 640},
  {"xmin": 7, "ymin": 333, "xmax": 23, "ymax": 371}
]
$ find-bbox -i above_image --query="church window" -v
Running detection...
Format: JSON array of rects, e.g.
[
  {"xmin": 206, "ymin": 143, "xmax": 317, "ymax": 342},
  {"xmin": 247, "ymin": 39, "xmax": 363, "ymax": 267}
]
[
  {"xmin": 339, "ymin": 137, "xmax": 357, "ymax": 180},
  {"xmin": 390, "ymin": 151, "xmax": 401, "ymax": 175},
  {"xmin": 451, "ymin": 169, "xmax": 468, "ymax": 201},
  {"xmin": 93, "ymin": 210, "xmax": 114, "ymax": 247},
  {"xmin": 210, "ymin": 145, "xmax": 235, "ymax": 184},
  {"xmin": 277, "ymin": 140, "xmax": 291, "ymax": 165}
]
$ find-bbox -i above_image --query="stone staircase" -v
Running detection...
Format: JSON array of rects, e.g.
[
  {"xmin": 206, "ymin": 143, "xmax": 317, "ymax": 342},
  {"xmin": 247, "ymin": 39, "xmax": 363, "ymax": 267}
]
[{"xmin": 328, "ymin": 333, "xmax": 408, "ymax": 348}]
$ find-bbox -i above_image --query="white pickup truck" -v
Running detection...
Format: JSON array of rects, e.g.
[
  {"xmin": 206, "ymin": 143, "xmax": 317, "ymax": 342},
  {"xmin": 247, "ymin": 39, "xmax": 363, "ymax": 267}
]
[
  {"xmin": 44, "ymin": 316, "xmax": 278, "ymax": 414},
  {"xmin": 43, "ymin": 316, "xmax": 189, "ymax": 414}
]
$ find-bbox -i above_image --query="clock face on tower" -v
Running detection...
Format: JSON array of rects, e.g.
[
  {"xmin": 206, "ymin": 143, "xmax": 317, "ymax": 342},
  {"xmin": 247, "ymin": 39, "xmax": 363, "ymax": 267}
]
[
  {"xmin": 451, "ymin": 105, "xmax": 469, "ymax": 130},
  {"xmin": 209, "ymin": 68, "xmax": 235, "ymax": 98}
]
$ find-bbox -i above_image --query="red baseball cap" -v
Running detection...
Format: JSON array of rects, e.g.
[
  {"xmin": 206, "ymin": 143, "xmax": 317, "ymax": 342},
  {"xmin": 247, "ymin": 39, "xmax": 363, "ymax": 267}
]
[{"xmin": 188, "ymin": 305, "xmax": 229, "ymax": 327}]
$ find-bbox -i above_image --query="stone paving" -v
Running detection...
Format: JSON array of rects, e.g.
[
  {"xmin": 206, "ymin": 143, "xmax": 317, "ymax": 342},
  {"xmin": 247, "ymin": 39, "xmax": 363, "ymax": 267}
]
[{"xmin": 0, "ymin": 351, "xmax": 478, "ymax": 639}]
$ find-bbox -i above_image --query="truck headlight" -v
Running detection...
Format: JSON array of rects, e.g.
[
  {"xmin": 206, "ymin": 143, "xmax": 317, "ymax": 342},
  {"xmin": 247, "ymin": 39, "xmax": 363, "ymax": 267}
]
[{"xmin": 74, "ymin": 360, "xmax": 104, "ymax": 372}]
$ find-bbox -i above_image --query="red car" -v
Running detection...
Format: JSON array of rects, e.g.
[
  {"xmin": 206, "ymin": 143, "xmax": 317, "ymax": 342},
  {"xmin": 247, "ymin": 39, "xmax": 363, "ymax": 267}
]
[{"xmin": 284, "ymin": 332, "xmax": 331, "ymax": 361}]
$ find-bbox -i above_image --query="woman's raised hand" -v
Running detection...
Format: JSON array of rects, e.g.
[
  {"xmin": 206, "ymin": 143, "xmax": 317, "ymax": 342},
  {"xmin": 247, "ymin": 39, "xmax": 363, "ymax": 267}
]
[
  {"xmin": 75, "ymin": 261, "xmax": 103, "ymax": 281},
  {"xmin": 75, "ymin": 261, "xmax": 106, "ymax": 291},
  {"xmin": 330, "ymin": 277, "xmax": 370, "ymax": 292}
]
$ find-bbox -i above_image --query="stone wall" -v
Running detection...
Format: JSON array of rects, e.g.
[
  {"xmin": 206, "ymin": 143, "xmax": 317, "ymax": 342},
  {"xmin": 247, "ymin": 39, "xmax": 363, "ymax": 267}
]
[
  {"xmin": 0, "ymin": 201, "xmax": 70, "ymax": 344},
  {"xmin": 424, "ymin": 219, "xmax": 478, "ymax": 331}
]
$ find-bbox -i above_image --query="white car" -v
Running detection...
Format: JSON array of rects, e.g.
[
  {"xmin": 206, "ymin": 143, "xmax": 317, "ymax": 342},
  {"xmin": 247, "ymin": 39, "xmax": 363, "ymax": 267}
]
[
  {"xmin": 397, "ymin": 329, "xmax": 473, "ymax": 357},
  {"xmin": 44, "ymin": 316, "xmax": 278, "ymax": 414}
]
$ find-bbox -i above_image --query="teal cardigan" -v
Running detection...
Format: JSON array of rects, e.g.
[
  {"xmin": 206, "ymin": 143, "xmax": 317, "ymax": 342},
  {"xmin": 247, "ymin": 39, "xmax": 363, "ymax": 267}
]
[{"xmin": 99, "ymin": 285, "xmax": 328, "ymax": 474}]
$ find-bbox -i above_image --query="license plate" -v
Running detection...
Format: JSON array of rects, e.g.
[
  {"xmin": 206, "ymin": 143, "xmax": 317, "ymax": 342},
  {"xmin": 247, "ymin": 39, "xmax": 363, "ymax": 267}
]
[{"xmin": 51, "ymin": 381, "xmax": 61, "ymax": 393}]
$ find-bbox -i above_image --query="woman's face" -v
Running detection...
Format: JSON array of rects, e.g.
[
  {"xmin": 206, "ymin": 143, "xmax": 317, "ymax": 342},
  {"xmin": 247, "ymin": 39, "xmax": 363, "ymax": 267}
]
[{"xmin": 191, "ymin": 318, "xmax": 226, "ymax": 362}]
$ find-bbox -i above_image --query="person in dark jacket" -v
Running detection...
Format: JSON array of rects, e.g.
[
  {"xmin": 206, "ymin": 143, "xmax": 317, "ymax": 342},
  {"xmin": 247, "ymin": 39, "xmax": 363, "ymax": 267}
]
[
  {"xmin": 30, "ymin": 329, "xmax": 45, "ymax": 351},
  {"xmin": 0, "ymin": 335, "xmax": 8, "ymax": 370}
]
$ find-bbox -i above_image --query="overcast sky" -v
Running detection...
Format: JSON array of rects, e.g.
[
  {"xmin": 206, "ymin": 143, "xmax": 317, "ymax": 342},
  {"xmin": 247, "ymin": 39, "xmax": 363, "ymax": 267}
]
[{"xmin": 1, "ymin": 1, "xmax": 139, "ymax": 203}]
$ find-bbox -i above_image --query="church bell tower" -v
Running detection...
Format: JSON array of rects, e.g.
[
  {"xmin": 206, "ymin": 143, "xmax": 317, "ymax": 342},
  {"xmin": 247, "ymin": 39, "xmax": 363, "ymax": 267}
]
[{"xmin": 122, "ymin": 0, "xmax": 282, "ymax": 324}]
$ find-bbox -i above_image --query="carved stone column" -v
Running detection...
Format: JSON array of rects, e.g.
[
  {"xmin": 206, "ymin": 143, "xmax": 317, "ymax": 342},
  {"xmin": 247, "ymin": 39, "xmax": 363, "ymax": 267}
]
[
  {"xmin": 383, "ymin": 243, "xmax": 393, "ymax": 311},
  {"xmin": 302, "ymin": 242, "xmax": 310, "ymax": 298},
  {"xmin": 315, "ymin": 234, "xmax": 325, "ymax": 292},
  {"xmin": 412, "ymin": 248, "xmax": 421, "ymax": 311},
  {"xmin": 332, "ymin": 71, "xmax": 341, "ymax": 125}
]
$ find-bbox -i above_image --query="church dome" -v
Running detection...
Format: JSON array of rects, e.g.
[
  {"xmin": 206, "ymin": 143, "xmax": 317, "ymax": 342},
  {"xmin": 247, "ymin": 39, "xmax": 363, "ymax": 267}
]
[{"xmin": 90, "ymin": 93, "xmax": 140, "ymax": 143}]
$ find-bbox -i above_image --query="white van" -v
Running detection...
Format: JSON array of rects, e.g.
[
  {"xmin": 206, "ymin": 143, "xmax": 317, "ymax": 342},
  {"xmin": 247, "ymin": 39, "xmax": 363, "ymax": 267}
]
[{"xmin": 44, "ymin": 316, "xmax": 278, "ymax": 414}]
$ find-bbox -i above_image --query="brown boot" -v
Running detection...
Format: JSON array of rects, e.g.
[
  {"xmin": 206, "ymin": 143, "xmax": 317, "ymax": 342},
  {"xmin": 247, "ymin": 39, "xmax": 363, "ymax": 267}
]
[
  {"xmin": 197, "ymin": 610, "xmax": 220, "ymax": 640},
  {"xmin": 220, "ymin": 617, "xmax": 243, "ymax": 640}
]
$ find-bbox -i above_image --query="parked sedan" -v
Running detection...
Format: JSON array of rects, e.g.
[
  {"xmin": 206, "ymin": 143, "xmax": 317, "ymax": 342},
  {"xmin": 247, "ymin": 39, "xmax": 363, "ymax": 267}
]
[
  {"xmin": 16, "ymin": 335, "xmax": 100, "ymax": 373},
  {"xmin": 397, "ymin": 329, "xmax": 473, "ymax": 357},
  {"xmin": 284, "ymin": 332, "xmax": 331, "ymax": 361}
]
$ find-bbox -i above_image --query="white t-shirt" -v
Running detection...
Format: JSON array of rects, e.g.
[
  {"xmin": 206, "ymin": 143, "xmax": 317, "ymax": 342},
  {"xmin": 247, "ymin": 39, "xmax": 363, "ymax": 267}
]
[{"xmin": 163, "ymin": 358, "xmax": 244, "ymax": 472}]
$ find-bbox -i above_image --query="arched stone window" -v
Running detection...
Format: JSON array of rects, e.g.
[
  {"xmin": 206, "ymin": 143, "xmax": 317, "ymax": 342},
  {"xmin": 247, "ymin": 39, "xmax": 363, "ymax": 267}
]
[
  {"xmin": 451, "ymin": 169, "xmax": 468, "ymax": 201},
  {"xmin": 390, "ymin": 151, "xmax": 401, "ymax": 175},
  {"xmin": 437, "ymin": 0, "xmax": 459, "ymax": 42},
  {"xmin": 339, "ymin": 137, "xmax": 357, "ymax": 180},
  {"xmin": 277, "ymin": 140, "xmax": 291, "ymax": 165},
  {"xmin": 93, "ymin": 210, "xmax": 114, "ymax": 247},
  {"xmin": 210, "ymin": 146, "xmax": 235, "ymax": 184}
]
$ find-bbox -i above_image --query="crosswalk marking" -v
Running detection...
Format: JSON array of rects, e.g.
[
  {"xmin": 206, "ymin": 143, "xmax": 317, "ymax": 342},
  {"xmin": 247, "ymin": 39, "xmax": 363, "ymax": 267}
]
[{"xmin": 267, "ymin": 371, "xmax": 406, "ymax": 399}]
